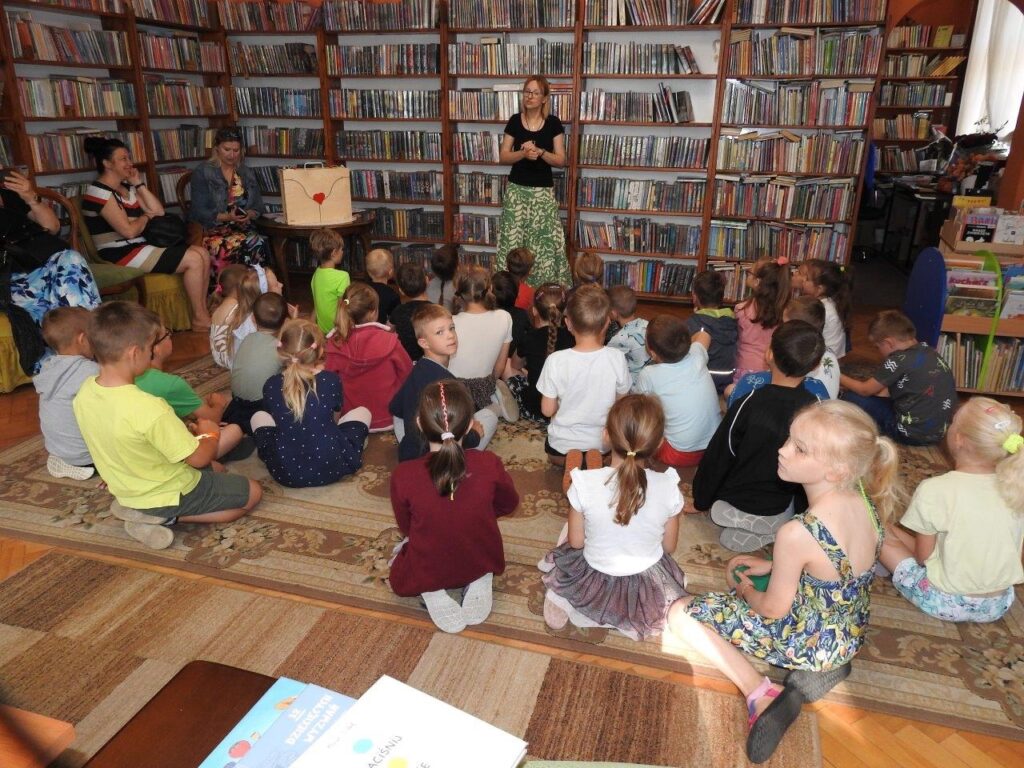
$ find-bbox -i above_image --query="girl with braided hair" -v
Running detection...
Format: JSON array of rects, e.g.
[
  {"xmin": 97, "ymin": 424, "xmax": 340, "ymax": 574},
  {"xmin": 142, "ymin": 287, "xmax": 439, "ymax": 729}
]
[{"xmin": 388, "ymin": 380, "xmax": 519, "ymax": 633}]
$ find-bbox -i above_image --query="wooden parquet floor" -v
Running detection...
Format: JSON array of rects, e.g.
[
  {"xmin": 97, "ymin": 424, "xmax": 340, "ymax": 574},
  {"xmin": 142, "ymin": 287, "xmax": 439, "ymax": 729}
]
[{"xmin": 1, "ymin": 296, "xmax": 1022, "ymax": 766}]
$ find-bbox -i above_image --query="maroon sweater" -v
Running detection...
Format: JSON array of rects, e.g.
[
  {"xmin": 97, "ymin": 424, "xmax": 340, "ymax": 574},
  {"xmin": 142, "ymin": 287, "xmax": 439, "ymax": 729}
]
[{"xmin": 388, "ymin": 450, "xmax": 519, "ymax": 596}]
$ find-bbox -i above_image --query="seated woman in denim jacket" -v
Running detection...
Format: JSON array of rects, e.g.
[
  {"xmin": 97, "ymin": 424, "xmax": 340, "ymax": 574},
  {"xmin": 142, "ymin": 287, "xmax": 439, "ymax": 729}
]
[{"xmin": 188, "ymin": 127, "xmax": 269, "ymax": 276}]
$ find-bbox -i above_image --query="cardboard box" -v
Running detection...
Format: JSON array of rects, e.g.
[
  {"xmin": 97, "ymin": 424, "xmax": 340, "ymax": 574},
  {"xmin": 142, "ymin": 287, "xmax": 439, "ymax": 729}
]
[{"xmin": 941, "ymin": 220, "xmax": 1024, "ymax": 256}]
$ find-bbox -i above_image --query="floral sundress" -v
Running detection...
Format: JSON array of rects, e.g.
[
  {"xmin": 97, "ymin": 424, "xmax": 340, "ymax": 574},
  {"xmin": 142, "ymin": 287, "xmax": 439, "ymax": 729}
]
[
  {"xmin": 202, "ymin": 172, "xmax": 268, "ymax": 276},
  {"xmin": 687, "ymin": 505, "xmax": 883, "ymax": 671}
]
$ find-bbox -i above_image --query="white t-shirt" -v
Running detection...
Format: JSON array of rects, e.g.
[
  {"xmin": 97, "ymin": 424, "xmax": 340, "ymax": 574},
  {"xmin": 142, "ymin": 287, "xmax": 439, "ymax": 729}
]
[
  {"xmin": 536, "ymin": 346, "xmax": 631, "ymax": 452},
  {"xmin": 568, "ymin": 466, "xmax": 683, "ymax": 576},
  {"xmin": 634, "ymin": 343, "xmax": 720, "ymax": 451},
  {"xmin": 808, "ymin": 349, "xmax": 840, "ymax": 399},
  {"xmin": 900, "ymin": 471, "xmax": 1024, "ymax": 595},
  {"xmin": 822, "ymin": 297, "xmax": 847, "ymax": 358},
  {"xmin": 448, "ymin": 309, "xmax": 513, "ymax": 378}
]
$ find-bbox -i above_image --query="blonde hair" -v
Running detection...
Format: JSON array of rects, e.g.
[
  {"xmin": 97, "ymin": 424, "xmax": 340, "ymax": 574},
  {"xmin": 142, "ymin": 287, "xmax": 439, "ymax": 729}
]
[
  {"xmin": 791, "ymin": 400, "xmax": 905, "ymax": 525},
  {"xmin": 951, "ymin": 397, "xmax": 1024, "ymax": 513},
  {"xmin": 208, "ymin": 263, "xmax": 248, "ymax": 313},
  {"xmin": 605, "ymin": 395, "xmax": 666, "ymax": 526},
  {"xmin": 277, "ymin": 319, "xmax": 325, "ymax": 423},
  {"xmin": 453, "ymin": 266, "xmax": 495, "ymax": 313},
  {"xmin": 521, "ymin": 75, "xmax": 552, "ymax": 119},
  {"xmin": 566, "ymin": 283, "xmax": 610, "ymax": 337},
  {"xmin": 333, "ymin": 282, "xmax": 378, "ymax": 342},
  {"xmin": 365, "ymin": 247, "xmax": 394, "ymax": 280},
  {"xmin": 224, "ymin": 267, "xmax": 262, "ymax": 357}
]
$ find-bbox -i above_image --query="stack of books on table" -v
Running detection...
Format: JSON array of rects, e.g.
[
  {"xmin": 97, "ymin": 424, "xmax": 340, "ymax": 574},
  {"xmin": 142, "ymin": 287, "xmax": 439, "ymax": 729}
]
[{"xmin": 199, "ymin": 675, "xmax": 527, "ymax": 768}]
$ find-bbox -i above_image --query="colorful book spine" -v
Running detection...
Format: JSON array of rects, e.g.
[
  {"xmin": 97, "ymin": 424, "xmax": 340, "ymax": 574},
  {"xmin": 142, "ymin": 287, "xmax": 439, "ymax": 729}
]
[
  {"xmin": 448, "ymin": 40, "xmax": 574, "ymax": 75},
  {"xmin": 6, "ymin": 15, "xmax": 131, "ymax": 66},
  {"xmin": 139, "ymin": 32, "xmax": 226, "ymax": 72},
  {"xmin": 331, "ymin": 89, "xmax": 441, "ymax": 120},
  {"xmin": 576, "ymin": 217, "xmax": 701, "ymax": 256},
  {"xmin": 337, "ymin": 129, "xmax": 443, "ymax": 161},
  {"xmin": 147, "ymin": 80, "xmax": 228, "ymax": 115},
  {"xmin": 327, "ymin": 44, "xmax": 440, "ymax": 77},
  {"xmin": 369, "ymin": 207, "xmax": 445, "ymax": 240},
  {"xmin": 233, "ymin": 87, "xmax": 322, "ymax": 118},
  {"xmin": 323, "ymin": 0, "xmax": 440, "ymax": 31},
  {"xmin": 244, "ymin": 126, "xmax": 324, "ymax": 156},
  {"xmin": 448, "ymin": 0, "xmax": 574, "ymax": 28},
  {"xmin": 132, "ymin": 0, "xmax": 209, "ymax": 27},
  {"xmin": 351, "ymin": 169, "xmax": 445, "ymax": 201},
  {"xmin": 231, "ymin": 43, "xmax": 318, "ymax": 76},
  {"xmin": 18, "ymin": 76, "xmax": 137, "ymax": 118},
  {"xmin": 151, "ymin": 124, "xmax": 216, "ymax": 161},
  {"xmin": 732, "ymin": 0, "xmax": 885, "ymax": 24},
  {"xmin": 577, "ymin": 175, "xmax": 706, "ymax": 214},
  {"xmin": 217, "ymin": 0, "xmax": 321, "ymax": 31},
  {"xmin": 29, "ymin": 129, "xmax": 145, "ymax": 171}
]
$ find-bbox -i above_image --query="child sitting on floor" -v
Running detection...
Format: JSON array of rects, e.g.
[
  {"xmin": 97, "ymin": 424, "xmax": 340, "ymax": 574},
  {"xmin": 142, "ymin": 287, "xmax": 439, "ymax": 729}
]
[
  {"xmin": 210, "ymin": 264, "xmax": 288, "ymax": 368},
  {"xmin": 252, "ymin": 319, "xmax": 371, "ymax": 488},
  {"xmin": 733, "ymin": 258, "xmax": 790, "ymax": 383},
  {"xmin": 35, "ymin": 307, "xmax": 99, "ymax": 480},
  {"xmin": 492, "ymin": 269, "xmax": 531, "ymax": 367},
  {"xmin": 694, "ymin": 320, "xmax": 824, "ymax": 552},
  {"xmin": 324, "ymin": 282, "xmax": 412, "ymax": 432},
  {"xmin": 793, "ymin": 258, "xmax": 851, "ymax": 358},
  {"xmin": 309, "ymin": 227, "xmax": 350, "ymax": 334},
  {"xmin": 839, "ymin": 309, "xmax": 956, "ymax": 446},
  {"xmin": 607, "ymin": 285, "xmax": 650, "ymax": 386},
  {"xmin": 389, "ymin": 381, "xmax": 519, "ymax": 633},
  {"xmin": 425, "ymin": 244, "xmax": 459, "ymax": 312},
  {"xmin": 505, "ymin": 246, "xmax": 536, "ymax": 309},
  {"xmin": 223, "ymin": 292, "xmax": 287, "ymax": 434},
  {"xmin": 365, "ymin": 247, "xmax": 401, "ymax": 323},
  {"xmin": 390, "ymin": 260, "xmax": 432, "ymax": 361},
  {"xmin": 542, "ymin": 394, "xmax": 687, "ymax": 640},
  {"xmin": 73, "ymin": 301, "xmax": 261, "ymax": 550},
  {"xmin": 880, "ymin": 397, "xmax": 1024, "ymax": 622},
  {"xmin": 633, "ymin": 315, "xmax": 719, "ymax": 469},
  {"xmin": 669, "ymin": 400, "xmax": 902, "ymax": 764},
  {"xmin": 685, "ymin": 269, "xmax": 737, "ymax": 393},
  {"xmin": 208, "ymin": 264, "xmax": 248, "ymax": 368}
]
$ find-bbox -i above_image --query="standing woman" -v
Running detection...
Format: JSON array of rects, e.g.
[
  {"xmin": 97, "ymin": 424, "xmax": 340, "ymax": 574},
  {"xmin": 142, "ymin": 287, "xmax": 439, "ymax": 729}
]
[
  {"xmin": 81, "ymin": 137, "xmax": 213, "ymax": 330},
  {"xmin": 495, "ymin": 75, "xmax": 571, "ymax": 286},
  {"xmin": 187, "ymin": 126, "xmax": 269, "ymax": 276}
]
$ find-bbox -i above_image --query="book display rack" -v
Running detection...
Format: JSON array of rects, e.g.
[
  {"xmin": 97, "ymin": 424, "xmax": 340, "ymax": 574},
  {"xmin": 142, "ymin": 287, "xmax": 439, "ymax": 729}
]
[{"xmin": 0, "ymin": 0, "xmax": 897, "ymax": 304}]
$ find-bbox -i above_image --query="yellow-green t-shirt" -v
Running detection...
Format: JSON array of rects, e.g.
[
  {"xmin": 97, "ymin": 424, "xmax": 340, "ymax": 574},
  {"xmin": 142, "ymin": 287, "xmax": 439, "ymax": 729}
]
[
  {"xmin": 73, "ymin": 377, "xmax": 201, "ymax": 509},
  {"xmin": 311, "ymin": 266, "xmax": 351, "ymax": 334}
]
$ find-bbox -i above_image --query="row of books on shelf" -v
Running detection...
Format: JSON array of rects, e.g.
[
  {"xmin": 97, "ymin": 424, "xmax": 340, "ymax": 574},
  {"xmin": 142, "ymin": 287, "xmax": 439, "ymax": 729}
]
[
  {"xmin": 195, "ymin": 675, "xmax": 526, "ymax": 768},
  {"xmin": 453, "ymin": 211, "xmax": 501, "ymax": 244},
  {"xmin": 148, "ymin": 80, "xmax": 228, "ymax": 115},
  {"xmin": 579, "ymin": 86, "xmax": 695, "ymax": 123},
  {"xmin": 938, "ymin": 334, "xmax": 1024, "ymax": 393},
  {"xmin": 334, "ymin": 89, "xmax": 442, "ymax": 120},
  {"xmin": 877, "ymin": 144, "xmax": 938, "ymax": 174},
  {"xmin": 151, "ymin": 124, "xmax": 215, "ymax": 161},
  {"xmin": 327, "ymin": 44, "xmax": 438, "ymax": 78},
  {"xmin": 323, "ymin": 0, "xmax": 439, "ymax": 31},
  {"xmin": 716, "ymin": 128, "xmax": 865, "ymax": 174},
  {"xmin": 392, "ymin": 243, "xmax": 495, "ymax": 272},
  {"xmin": 216, "ymin": 0, "xmax": 320, "ymax": 32},
  {"xmin": 27, "ymin": 128, "xmax": 145, "ymax": 172},
  {"xmin": 602, "ymin": 258, "xmax": 699, "ymax": 296},
  {"xmin": 707, "ymin": 218, "xmax": 848, "ymax": 262},
  {"xmin": 577, "ymin": 175, "xmax": 705, "ymax": 213},
  {"xmin": 581, "ymin": 42, "xmax": 700, "ymax": 75},
  {"xmin": 454, "ymin": 171, "xmax": 567, "ymax": 205},
  {"xmin": 727, "ymin": 25, "xmax": 882, "ymax": 78},
  {"xmin": 578, "ymin": 133, "xmax": 709, "ymax": 168},
  {"xmin": 340, "ymin": 129, "xmax": 442, "ymax": 162},
  {"xmin": 350, "ymin": 169, "xmax": 444, "ymax": 201},
  {"xmin": 449, "ymin": 0, "xmax": 573, "ymax": 29},
  {"xmin": 142, "ymin": 31, "xmax": 226, "ymax": 72},
  {"xmin": 872, "ymin": 113, "xmax": 931, "ymax": 141},
  {"xmin": 233, "ymin": 43, "xmax": 317, "ymax": 77},
  {"xmin": 576, "ymin": 216, "xmax": 701, "ymax": 257},
  {"xmin": 449, "ymin": 85, "xmax": 571, "ymax": 122},
  {"xmin": 246, "ymin": 126, "xmax": 324, "ymax": 157},
  {"xmin": 18, "ymin": 77, "xmax": 137, "ymax": 118},
  {"xmin": 156, "ymin": 164, "xmax": 188, "ymax": 204},
  {"xmin": 883, "ymin": 54, "xmax": 966, "ymax": 78},
  {"xmin": 448, "ymin": 40, "xmax": 574, "ymax": 76},
  {"xmin": 878, "ymin": 82, "xmax": 953, "ymax": 108},
  {"xmin": 452, "ymin": 130, "xmax": 499, "ymax": 162},
  {"xmin": 234, "ymin": 87, "xmax": 321, "ymax": 118},
  {"xmin": 584, "ymin": 0, "xmax": 709, "ymax": 26},
  {"xmin": 712, "ymin": 175, "xmax": 855, "ymax": 221},
  {"xmin": 369, "ymin": 206, "xmax": 445, "ymax": 240},
  {"xmin": 722, "ymin": 78, "xmax": 873, "ymax": 126},
  {"xmin": 133, "ymin": 0, "xmax": 208, "ymax": 28},
  {"xmin": 6, "ymin": 14, "xmax": 131, "ymax": 66},
  {"xmin": 732, "ymin": 0, "xmax": 885, "ymax": 25},
  {"xmin": 887, "ymin": 23, "xmax": 965, "ymax": 50}
]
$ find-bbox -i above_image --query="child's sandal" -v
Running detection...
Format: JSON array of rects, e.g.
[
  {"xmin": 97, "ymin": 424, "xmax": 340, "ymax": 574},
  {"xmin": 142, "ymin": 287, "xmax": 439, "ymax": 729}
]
[{"xmin": 746, "ymin": 678, "xmax": 805, "ymax": 764}]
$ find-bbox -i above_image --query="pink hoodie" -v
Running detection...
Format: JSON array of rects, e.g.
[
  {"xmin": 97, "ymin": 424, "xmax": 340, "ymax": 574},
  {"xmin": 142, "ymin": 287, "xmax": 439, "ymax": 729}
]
[{"xmin": 324, "ymin": 323, "xmax": 413, "ymax": 430}]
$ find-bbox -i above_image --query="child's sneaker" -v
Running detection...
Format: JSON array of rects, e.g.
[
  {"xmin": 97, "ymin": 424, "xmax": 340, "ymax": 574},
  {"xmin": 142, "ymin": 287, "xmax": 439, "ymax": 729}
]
[
  {"xmin": 491, "ymin": 379, "xmax": 520, "ymax": 422},
  {"xmin": 562, "ymin": 449, "xmax": 583, "ymax": 494},
  {"xmin": 462, "ymin": 572, "xmax": 493, "ymax": 625},
  {"xmin": 46, "ymin": 455, "xmax": 94, "ymax": 481},
  {"xmin": 110, "ymin": 500, "xmax": 163, "ymax": 523},
  {"xmin": 720, "ymin": 528, "xmax": 774, "ymax": 553},
  {"xmin": 421, "ymin": 589, "xmax": 467, "ymax": 633},
  {"xmin": 123, "ymin": 520, "xmax": 174, "ymax": 550}
]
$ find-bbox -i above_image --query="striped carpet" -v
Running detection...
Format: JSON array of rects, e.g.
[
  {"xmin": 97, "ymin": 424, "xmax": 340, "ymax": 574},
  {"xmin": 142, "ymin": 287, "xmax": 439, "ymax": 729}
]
[
  {"xmin": 0, "ymin": 356, "xmax": 1022, "ymax": 741},
  {"xmin": 0, "ymin": 553, "xmax": 820, "ymax": 767}
]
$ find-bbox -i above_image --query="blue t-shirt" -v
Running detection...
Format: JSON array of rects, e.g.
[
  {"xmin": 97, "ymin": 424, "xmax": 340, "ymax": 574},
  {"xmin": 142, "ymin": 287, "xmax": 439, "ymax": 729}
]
[
  {"xmin": 634, "ymin": 343, "xmax": 720, "ymax": 452},
  {"xmin": 727, "ymin": 371, "xmax": 829, "ymax": 409}
]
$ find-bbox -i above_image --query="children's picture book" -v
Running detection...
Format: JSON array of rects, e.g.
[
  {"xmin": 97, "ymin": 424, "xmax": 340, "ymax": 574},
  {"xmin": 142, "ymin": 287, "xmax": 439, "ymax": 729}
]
[
  {"xmin": 288, "ymin": 675, "xmax": 528, "ymax": 768},
  {"xmin": 995, "ymin": 215, "xmax": 1024, "ymax": 246},
  {"xmin": 946, "ymin": 285, "xmax": 999, "ymax": 317},
  {"xmin": 1001, "ymin": 290, "xmax": 1024, "ymax": 320},
  {"xmin": 198, "ymin": 677, "xmax": 307, "ymax": 768},
  {"xmin": 234, "ymin": 683, "xmax": 357, "ymax": 768}
]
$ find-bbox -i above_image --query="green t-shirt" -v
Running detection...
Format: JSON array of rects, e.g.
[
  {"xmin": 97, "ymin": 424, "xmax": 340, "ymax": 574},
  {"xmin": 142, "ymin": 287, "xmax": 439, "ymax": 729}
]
[
  {"xmin": 135, "ymin": 368, "xmax": 203, "ymax": 419},
  {"xmin": 311, "ymin": 266, "xmax": 351, "ymax": 334}
]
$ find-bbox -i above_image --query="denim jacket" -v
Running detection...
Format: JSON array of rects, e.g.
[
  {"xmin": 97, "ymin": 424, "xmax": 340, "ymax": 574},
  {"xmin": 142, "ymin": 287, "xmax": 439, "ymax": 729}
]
[{"xmin": 188, "ymin": 161, "xmax": 264, "ymax": 228}]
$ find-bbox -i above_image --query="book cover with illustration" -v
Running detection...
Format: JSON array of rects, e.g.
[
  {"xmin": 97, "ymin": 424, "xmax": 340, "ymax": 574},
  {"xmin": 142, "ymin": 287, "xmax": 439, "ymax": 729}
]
[
  {"xmin": 289, "ymin": 675, "xmax": 527, "ymax": 768},
  {"xmin": 198, "ymin": 677, "xmax": 307, "ymax": 768},
  {"xmin": 234, "ymin": 683, "xmax": 357, "ymax": 768}
]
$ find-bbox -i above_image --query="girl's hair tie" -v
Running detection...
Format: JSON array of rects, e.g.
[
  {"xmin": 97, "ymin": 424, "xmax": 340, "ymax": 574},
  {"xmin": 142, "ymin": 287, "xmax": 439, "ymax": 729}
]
[
  {"xmin": 440, "ymin": 431, "xmax": 455, "ymax": 441},
  {"xmin": 626, "ymin": 450, "xmax": 636, "ymax": 457},
  {"xmin": 214, "ymin": 284, "xmax": 223, "ymax": 294},
  {"xmin": 289, "ymin": 356, "xmax": 298, "ymax": 364},
  {"xmin": 344, "ymin": 298, "xmax": 350, "ymax": 305},
  {"xmin": 309, "ymin": 342, "xmax": 318, "ymax": 350},
  {"xmin": 993, "ymin": 418, "xmax": 1011, "ymax": 430},
  {"xmin": 254, "ymin": 264, "xmax": 268, "ymax": 293},
  {"xmin": 776, "ymin": 256, "xmax": 790, "ymax": 266},
  {"xmin": 275, "ymin": 340, "xmax": 283, "ymax": 348},
  {"xmin": 1004, "ymin": 434, "xmax": 1023, "ymax": 455},
  {"xmin": 439, "ymin": 382, "xmax": 451, "ymax": 435}
]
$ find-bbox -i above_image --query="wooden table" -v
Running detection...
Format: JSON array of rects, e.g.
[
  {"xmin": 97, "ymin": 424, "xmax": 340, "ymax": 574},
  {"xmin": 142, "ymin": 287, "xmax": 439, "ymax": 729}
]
[
  {"xmin": 0, "ymin": 705, "xmax": 75, "ymax": 768},
  {"xmin": 256, "ymin": 211, "xmax": 376, "ymax": 299},
  {"xmin": 83, "ymin": 661, "xmax": 273, "ymax": 768}
]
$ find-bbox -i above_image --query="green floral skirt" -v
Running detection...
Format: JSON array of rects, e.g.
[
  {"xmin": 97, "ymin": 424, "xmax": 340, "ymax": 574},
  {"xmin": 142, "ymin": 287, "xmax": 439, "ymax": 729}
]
[{"xmin": 496, "ymin": 181, "xmax": 570, "ymax": 286}]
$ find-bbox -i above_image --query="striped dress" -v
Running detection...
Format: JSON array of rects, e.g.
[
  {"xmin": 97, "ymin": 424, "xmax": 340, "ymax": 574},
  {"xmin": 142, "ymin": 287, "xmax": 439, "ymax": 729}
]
[{"xmin": 81, "ymin": 182, "xmax": 188, "ymax": 273}]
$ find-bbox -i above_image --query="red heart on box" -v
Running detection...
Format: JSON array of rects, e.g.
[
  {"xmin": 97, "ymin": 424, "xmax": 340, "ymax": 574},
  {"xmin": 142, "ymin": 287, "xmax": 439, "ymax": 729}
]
[{"xmin": 312, "ymin": 192, "xmax": 326, "ymax": 205}]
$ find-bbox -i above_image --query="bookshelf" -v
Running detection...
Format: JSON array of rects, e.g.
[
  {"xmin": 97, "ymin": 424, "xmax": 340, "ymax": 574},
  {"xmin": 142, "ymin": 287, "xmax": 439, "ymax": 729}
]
[{"xmin": 874, "ymin": 2, "xmax": 976, "ymax": 174}]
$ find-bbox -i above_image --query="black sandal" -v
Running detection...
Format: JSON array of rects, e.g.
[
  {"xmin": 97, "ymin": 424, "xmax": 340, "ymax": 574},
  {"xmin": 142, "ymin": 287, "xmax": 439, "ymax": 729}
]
[
  {"xmin": 784, "ymin": 663, "xmax": 852, "ymax": 702},
  {"xmin": 746, "ymin": 684, "xmax": 805, "ymax": 764}
]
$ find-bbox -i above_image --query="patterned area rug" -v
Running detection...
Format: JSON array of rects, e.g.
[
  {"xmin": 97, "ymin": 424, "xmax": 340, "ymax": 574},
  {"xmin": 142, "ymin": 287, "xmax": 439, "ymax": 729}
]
[
  {"xmin": 0, "ymin": 553, "xmax": 821, "ymax": 767},
  {"xmin": 0, "ymin": 356, "xmax": 1022, "ymax": 741}
]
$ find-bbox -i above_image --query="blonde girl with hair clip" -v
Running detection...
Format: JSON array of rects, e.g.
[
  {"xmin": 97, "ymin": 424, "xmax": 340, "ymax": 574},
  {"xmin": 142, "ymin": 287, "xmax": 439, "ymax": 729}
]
[
  {"xmin": 324, "ymin": 282, "xmax": 412, "ymax": 431},
  {"xmin": 389, "ymin": 381, "xmax": 519, "ymax": 633},
  {"xmin": 210, "ymin": 264, "xmax": 290, "ymax": 367},
  {"xmin": 879, "ymin": 397, "xmax": 1024, "ymax": 623},
  {"xmin": 669, "ymin": 399, "xmax": 903, "ymax": 764},
  {"xmin": 541, "ymin": 394, "xmax": 688, "ymax": 641},
  {"xmin": 251, "ymin": 319, "xmax": 371, "ymax": 488},
  {"xmin": 208, "ymin": 264, "xmax": 249, "ymax": 367}
]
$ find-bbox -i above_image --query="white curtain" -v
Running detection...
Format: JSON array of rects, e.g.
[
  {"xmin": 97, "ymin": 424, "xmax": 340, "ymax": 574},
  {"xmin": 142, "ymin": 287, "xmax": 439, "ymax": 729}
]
[{"xmin": 956, "ymin": 0, "xmax": 1024, "ymax": 139}]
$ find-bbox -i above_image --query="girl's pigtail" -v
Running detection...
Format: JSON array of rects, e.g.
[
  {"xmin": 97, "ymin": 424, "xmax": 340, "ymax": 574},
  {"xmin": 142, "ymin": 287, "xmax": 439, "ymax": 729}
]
[
  {"xmin": 277, "ymin": 320, "xmax": 324, "ymax": 423},
  {"xmin": 862, "ymin": 434, "xmax": 904, "ymax": 527},
  {"xmin": 422, "ymin": 381, "xmax": 471, "ymax": 499},
  {"xmin": 613, "ymin": 448, "xmax": 648, "ymax": 526},
  {"xmin": 604, "ymin": 394, "xmax": 665, "ymax": 526}
]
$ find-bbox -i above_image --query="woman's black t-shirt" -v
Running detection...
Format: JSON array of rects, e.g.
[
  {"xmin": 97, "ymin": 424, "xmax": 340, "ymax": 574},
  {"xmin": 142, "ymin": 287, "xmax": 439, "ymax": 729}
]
[
  {"xmin": 504, "ymin": 113, "xmax": 564, "ymax": 188},
  {"xmin": 0, "ymin": 189, "xmax": 67, "ymax": 269}
]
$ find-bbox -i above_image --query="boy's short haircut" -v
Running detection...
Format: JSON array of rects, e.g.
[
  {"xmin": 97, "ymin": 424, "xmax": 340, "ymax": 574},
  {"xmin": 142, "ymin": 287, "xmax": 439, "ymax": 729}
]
[
  {"xmin": 771, "ymin": 320, "xmax": 826, "ymax": 378},
  {"xmin": 253, "ymin": 292, "xmax": 288, "ymax": 332},
  {"xmin": 691, "ymin": 270, "xmax": 725, "ymax": 307},
  {"xmin": 412, "ymin": 302, "xmax": 452, "ymax": 339},
  {"xmin": 309, "ymin": 228, "xmax": 344, "ymax": 266},
  {"xmin": 868, "ymin": 309, "xmax": 917, "ymax": 343},
  {"xmin": 566, "ymin": 284, "xmax": 610, "ymax": 337},
  {"xmin": 505, "ymin": 247, "xmax": 535, "ymax": 280},
  {"xmin": 608, "ymin": 284, "xmax": 638, "ymax": 317},
  {"xmin": 366, "ymin": 248, "xmax": 394, "ymax": 280},
  {"xmin": 41, "ymin": 306, "xmax": 92, "ymax": 352},
  {"xmin": 785, "ymin": 295, "xmax": 826, "ymax": 333},
  {"xmin": 573, "ymin": 251, "xmax": 604, "ymax": 285},
  {"xmin": 395, "ymin": 261, "xmax": 427, "ymax": 297},
  {"xmin": 491, "ymin": 270, "xmax": 518, "ymax": 311},
  {"xmin": 87, "ymin": 300, "xmax": 161, "ymax": 365},
  {"xmin": 645, "ymin": 314, "xmax": 690, "ymax": 364}
]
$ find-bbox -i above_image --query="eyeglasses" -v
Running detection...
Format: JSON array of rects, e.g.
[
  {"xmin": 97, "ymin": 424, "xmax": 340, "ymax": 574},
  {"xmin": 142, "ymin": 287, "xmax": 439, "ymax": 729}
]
[
  {"xmin": 150, "ymin": 330, "xmax": 171, "ymax": 359},
  {"xmin": 522, "ymin": 89, "xmax": 544, "ymax": 97}
]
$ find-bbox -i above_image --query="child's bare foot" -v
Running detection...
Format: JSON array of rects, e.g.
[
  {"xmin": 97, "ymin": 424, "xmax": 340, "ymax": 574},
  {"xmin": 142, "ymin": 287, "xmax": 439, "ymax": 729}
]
[{"xmin": 543, "ymin": 595, "xmax": 569, "ymax": 630}]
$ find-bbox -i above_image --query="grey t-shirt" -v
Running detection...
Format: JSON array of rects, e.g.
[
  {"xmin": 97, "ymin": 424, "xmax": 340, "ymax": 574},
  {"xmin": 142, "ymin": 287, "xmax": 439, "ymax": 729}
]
[
  {"xmin": 33, "ymin": 354, "xmax": 100, "ymax": 465},
  {"xmin": 231, "ymin": 331, "xmax": 282, "ymax": 402}
]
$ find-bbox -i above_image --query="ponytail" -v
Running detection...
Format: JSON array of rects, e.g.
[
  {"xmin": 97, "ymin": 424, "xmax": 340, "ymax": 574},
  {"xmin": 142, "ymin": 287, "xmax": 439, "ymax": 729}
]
[
  {"xmin": 750, "ymin": 259, "xmax": 791, "ymax": 329},
  {"xmin": 333, "ymin": 282, "xmax": 378, "ymax": 342},
  {"xmin": 417, "ymin": 381, "xmax": 473, "ymax": 499},
  {"xmin": 225, "ymin": 268, "xmax": 262, "ymax": 356},
  {"xmin": 533, "ymin": 282, "xmax": 568, "ymax": 356},
  {"xmin": 604, "ymin": 395, "xmax": 666, "ymax": 526},
  {"xmin": 862, "ymin": 435, "xmax": 901, "ymax": 526},
  {"xmin": 952, "ymin": 397, "xmax": 1024, "ymax": 513},
  {"xmin": 804, "ymin": 259, "xmax": 852, "ymax": 331},
  {"xmin": 277, "ymin": 319, "xmax": 325, "ymax": 423},
  {"xmin": 208, "ymin": 264, "xmax": 248, "ymax": 313}
]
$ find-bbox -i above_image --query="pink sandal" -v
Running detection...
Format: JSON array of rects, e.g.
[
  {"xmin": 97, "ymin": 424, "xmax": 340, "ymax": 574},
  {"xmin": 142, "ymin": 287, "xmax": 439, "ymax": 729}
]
[{"xmin": 745, "ymin": 677, "xmax": 779, "ymax": 729}]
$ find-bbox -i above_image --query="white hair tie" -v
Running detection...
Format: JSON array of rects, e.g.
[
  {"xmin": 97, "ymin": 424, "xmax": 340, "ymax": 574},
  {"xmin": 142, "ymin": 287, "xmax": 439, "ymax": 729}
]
[
  {"xmin": 440, "ymin": 431, "xmax": 455, "ymax": 441},
  {"xmin": 254, "ymin": 264, "xmax": 268, "ymax": 293}
]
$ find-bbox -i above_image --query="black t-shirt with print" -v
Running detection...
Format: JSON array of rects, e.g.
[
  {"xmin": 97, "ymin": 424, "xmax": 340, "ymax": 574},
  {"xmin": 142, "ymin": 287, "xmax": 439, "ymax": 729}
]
[
  {"xmin": 872, "ymin": 343, "xmax": 957, "ymax": 443},
  {"xmin": 503, "ymin": 113, "xmax": 564, "ymax": 188}
]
